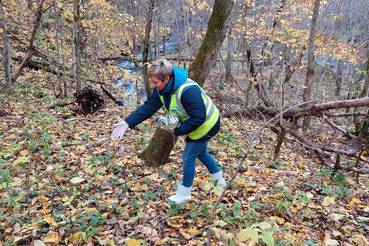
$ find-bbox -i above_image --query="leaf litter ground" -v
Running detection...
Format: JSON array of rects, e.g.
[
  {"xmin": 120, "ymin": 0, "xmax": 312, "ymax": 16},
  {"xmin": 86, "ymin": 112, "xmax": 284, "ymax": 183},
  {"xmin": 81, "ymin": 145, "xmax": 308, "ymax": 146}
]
[{"xmin": 1, "ymin": 90, "xmax": 369, "ymax": 246}]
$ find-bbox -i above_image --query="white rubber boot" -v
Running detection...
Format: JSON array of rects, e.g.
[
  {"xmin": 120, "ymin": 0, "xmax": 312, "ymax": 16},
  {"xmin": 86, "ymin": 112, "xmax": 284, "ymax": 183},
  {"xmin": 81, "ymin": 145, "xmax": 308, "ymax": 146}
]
[
  {"xmin": 168, "ymin": 183, "xmax": 192, "ymax": 204},
  {"xmin": 209, "ymin": 170, "xmax": 226, "ymax": 187}
]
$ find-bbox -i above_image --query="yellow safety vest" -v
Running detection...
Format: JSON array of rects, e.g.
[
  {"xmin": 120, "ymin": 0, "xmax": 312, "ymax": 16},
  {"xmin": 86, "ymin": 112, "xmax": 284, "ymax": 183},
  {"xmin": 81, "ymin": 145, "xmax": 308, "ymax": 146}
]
[{"xmin": 159, "ymin": 79, "xmax": 219, "ymax": 140}]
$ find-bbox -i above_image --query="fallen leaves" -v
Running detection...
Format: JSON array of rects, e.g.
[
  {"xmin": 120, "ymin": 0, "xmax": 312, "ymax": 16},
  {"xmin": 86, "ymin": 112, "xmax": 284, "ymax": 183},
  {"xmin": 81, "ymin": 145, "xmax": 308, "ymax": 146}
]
[{"xmin": 1, "ymin": 95, "xmax": 369, "ymax": 246}]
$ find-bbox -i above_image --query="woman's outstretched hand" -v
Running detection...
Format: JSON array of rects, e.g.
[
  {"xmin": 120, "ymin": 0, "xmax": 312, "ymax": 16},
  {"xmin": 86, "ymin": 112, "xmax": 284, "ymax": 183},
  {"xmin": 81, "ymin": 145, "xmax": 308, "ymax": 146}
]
[{"xmin": 111, "ymin": 121, "xmax": 129, "ymax": 140}]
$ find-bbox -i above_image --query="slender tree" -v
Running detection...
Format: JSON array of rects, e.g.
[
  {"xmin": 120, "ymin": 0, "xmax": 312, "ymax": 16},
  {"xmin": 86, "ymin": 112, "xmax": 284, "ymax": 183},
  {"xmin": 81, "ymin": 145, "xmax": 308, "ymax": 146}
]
[
  {"xmin": 0, "ymin": 2, "xmax": 11, "ymax": 88},
  {"xmin": 360, "ymin": 43, "xmax": 369, "ymax": 98},
  {"xmin": 302, "ymin": 0, "xmax": 321, "ymax": 127},
  {"xmin": 142, "ymin": 0, "xmax": 155, "ymax": 97},
  {"xmin": 73, "ymin": 0, "xmax": 82, "ymax": 91}
]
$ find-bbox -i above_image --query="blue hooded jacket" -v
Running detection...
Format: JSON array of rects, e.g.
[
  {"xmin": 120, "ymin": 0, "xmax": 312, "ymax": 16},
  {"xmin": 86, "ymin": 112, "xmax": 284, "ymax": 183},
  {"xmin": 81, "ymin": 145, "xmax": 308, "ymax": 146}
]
[{"xmin": 124, "ymin": 66, "xmax": 220, "ymax": 142}]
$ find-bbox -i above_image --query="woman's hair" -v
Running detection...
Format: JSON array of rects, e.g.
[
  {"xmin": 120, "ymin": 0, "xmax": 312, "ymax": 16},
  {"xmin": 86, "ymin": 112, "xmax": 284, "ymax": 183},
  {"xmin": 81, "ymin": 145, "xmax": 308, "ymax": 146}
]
[{"xmin": 147, "ymin": 59, "xmax": 174, "ymax": 81}]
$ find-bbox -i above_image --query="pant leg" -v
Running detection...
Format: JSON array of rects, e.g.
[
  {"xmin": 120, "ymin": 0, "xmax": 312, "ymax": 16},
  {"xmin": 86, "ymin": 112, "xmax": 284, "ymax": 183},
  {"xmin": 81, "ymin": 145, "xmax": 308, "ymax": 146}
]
[
  {"xmin": 181, "ymin": 140, "xmax": 221, "ymax": 187},
  {"xmin": 196, "ymin": 140, "xmax": 221, "ymax": 174},
  {"xmin": 181, "ymin": 141, "xmax": 207, "ymax": 187}
]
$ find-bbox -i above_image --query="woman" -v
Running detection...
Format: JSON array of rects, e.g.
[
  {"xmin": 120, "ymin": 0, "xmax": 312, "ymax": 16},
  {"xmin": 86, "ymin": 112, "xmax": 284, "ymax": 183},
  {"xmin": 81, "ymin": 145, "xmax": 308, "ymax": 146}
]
[{"xmin": 111, "ymin": 59, "xmax": 226, "ymax": 204}]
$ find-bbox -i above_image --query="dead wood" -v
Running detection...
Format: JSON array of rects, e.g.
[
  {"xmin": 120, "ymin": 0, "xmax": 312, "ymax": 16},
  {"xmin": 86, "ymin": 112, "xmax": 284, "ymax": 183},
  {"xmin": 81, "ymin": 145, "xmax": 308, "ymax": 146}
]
[
  {"xmin": 343, "ymin": 166, "xmax": 369, "ymax": 174},
  {"xmin": 74, "ymin": 87, "xmax": 104, "ymax": 116},
  {"xmin": 0, "ymin": 109, "xmax": 7, "ymax": 116},
  {"xmin": 99, "ymin": 56, "xmax": 131, "ymax": 62},
  {"xmin": 270, "ymin": 125, "xmax": 360, "ymax": 158},
  {"xmin": 49, "ymin": 102, "xmax": 74, "ymax": 109},
  {"xmin": 325, "ymin": 118, "xmax": 356, "ymax": 139},
  {"xmin": 288, "ymin": 129, "xmax": 359, "ymax": 158},
  {"xmin": 311, "ymin": 98, "xmax": 369, "ymax": 113},
  {"xmin": 223, "ymin": 97, "xmax": 369, "ymax": 119},
  {"xmin": 100, "ymin": 84, "xmax": 123, "ymax": 106}
]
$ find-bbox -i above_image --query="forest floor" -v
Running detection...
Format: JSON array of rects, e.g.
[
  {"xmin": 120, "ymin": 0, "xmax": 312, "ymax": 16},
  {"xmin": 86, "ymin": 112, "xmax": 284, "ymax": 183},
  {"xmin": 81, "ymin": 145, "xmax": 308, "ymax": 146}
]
[{"xmin": 1, "ymin": 75, "xmax": 369, "ymax": 246}]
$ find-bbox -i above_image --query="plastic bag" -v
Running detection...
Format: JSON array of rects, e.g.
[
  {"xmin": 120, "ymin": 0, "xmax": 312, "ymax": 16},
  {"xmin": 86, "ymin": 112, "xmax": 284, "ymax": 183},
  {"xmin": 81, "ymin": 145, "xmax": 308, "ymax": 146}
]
[{"xmin": 156, "ymin": 113, "xmax": 180, "ymax": 131}]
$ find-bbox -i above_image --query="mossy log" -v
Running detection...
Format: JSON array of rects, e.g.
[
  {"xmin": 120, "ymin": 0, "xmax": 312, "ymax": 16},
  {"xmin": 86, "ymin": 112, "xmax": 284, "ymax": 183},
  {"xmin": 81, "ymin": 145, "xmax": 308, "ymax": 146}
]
[
  {"xmin": 273, "ymin": 125, "xmax": 286, "ymax": 161},
  {"xmin": 138, "ymin": 128, "xmax": 177, "ymax": 167}
]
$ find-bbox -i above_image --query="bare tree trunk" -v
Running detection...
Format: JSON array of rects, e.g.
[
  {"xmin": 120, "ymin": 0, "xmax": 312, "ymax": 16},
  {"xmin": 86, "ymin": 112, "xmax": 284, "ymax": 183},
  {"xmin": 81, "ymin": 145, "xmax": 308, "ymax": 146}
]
[
  {"xmin": 335, "ymin": 59, "xmax": 343, "ymax": 99},
  {"xmin": 225, "ymin": 30, "xmax": 233, "ymax": 83},
  {"xmin": 0, "ymin": 3, "xmax": 11, "ymax": 88},
  {"xmin": 53, "ymin": 0, "xmax": 63, "ymax": 98},
  {"xmin": 142, "ymin": 0, "xmax": 155, "ymax": 97},
  {"xmin": 218, "ymin": 52, "xmax": 224, "ymax": 83},
  {"xmin": 360, "ymin": 43, "xmax": 369, "ymax": 98},
  {"xmin": 188, "ymin": 0, "xmax": 235, "ymax": 86},
  {"xmin": 73, "ymin": 0, "xmax": 82, "ymax": 91},
  {"xmin": 27, "ymin": 0, "xmax": 33, "ymax": 9},
  {"xmin": 302, "ymin": 0, "xmax": 321, "ymax": 127},
  {"xmin": 139, "ymin": 0, "xmax": 234, "ymax": 166},
  {"xmin": 11, "ymin": 0, "xmax": 45, "ymax": 83}
]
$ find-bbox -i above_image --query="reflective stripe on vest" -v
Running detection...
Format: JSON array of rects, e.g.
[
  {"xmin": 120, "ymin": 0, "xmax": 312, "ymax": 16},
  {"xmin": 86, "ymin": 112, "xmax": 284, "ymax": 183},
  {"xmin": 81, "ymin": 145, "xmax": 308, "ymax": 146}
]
[{"xmin": 159, "ymin": 79, "xmax": 219, "ymax": 140}]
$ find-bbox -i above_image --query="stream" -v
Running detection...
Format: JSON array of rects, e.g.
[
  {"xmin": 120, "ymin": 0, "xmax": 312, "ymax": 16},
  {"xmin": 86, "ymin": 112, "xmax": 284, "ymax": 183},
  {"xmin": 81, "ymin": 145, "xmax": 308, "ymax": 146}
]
[{"xmin": 113, "ymin": 32, "xmax": 183, "ymax": 104}]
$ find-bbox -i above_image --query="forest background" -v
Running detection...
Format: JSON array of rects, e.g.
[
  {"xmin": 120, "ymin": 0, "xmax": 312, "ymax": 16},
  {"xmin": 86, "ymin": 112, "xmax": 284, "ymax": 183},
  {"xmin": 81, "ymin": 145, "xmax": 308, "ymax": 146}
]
[{"xmin": 1, "ymin": 0, "xmax": 369, "ymax": 245}]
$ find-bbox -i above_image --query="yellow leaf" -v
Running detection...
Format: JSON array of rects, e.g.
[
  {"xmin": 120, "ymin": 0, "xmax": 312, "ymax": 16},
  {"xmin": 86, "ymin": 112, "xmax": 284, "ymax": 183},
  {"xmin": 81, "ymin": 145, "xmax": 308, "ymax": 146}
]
[
  {"xmin": 237, "ymin": 228, "xmax": 259, "ymax": 242},
  {"xmin": 141, "ymin": 184, "xmax": 149, "ymax": 190},
  {"xmin": 308, "ymin": 203, "xmax": 322, "ymax": 209},
  {"xmin": 283, "ymin": 222, "xmax": 292, "ymax": 229},
  {"xmin": 44, "ymin": 231, "xmax": 60, "ymax": 243},
  {"xmin": 170, "ymin": 224, "xmax": 181, "ymax": 229},
  {"xmin": 127, "ymin": 239, "xmax": 141, "ymax": 246},
  {"xmin": 36, "ymin": 195, "xmax": 49, "ymax": 203},
  {"xmin": 57, "ymin": 2, "xmax": 63, "ymax": 8},
  {"xmin": 187, "ymin": 228, "xmax": 198, "ymax": 234},
  {"xmin": 273, "ymin": 193, "xmax": 283, "ymax": 198},
  {"xmin": 322, "ymin": 196, "xmax": 335, "ymax": 206},
  {"xmin": 44, "ymin": 215, "xmax": 58, "ymax": 226},
  {"xmin": 170, "ymin": 216, "xmax": 183, "ymax": 220},
  {"xmin": 180, "ymin": 231, "xmax": 191, "ymax": 239},
  {"xmin": 284, "ymin": 233, "xmax": 295, "ymax": 241},
  {"xmin": 68, "ymin": 232, "xmax": 82, "ymax": 242},
  {"xmin": 20, "ymin": 150, "xmax": 29, "ymax": 156},
  {"xmin": 332, "ymin": 230, "xmax": 341, "ymax": 237},
  {"xmin": 0, "ymin": 28, "xmax": 3, "ymax": 33},
  {"xmin": 349, "ymin": 197, "xmax": 361, "ymax": 206}
]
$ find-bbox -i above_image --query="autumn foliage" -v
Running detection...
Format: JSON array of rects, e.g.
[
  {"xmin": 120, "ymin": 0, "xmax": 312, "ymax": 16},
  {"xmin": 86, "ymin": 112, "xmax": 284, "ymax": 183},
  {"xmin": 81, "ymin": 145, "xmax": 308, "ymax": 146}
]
[{"xmin": 1, "ymin": 0, "xmax": 369, "ymax": 245}]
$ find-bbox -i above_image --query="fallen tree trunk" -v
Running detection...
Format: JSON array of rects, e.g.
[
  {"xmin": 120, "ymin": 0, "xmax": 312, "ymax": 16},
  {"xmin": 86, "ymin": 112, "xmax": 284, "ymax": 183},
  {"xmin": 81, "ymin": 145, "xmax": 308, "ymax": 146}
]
[
  {"xmin": 223, "ymin": 97, "xmax": 369, "ymax": 119},
  {"xmin": 270, "ymin": 125, "xmax": 360, "ymax": 158},
  {"xmin": 100, "ymin": 84, "xmax": 123, "ymax": 106}
]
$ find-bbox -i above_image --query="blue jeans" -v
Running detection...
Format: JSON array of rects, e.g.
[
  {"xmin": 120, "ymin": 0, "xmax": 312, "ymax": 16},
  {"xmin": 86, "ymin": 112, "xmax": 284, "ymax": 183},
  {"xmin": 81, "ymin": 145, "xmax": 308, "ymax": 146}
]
[{"xmin": 181, "ymin": 139, "xmax": 221, "ymax": 187}]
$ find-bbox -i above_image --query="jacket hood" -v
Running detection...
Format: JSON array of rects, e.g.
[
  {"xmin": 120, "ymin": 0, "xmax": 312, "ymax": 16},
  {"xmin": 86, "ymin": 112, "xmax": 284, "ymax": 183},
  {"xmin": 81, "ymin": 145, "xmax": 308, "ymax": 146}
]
[{"xmin": 161, "ymin": 66, "xmax": 188, "ymax": 94}]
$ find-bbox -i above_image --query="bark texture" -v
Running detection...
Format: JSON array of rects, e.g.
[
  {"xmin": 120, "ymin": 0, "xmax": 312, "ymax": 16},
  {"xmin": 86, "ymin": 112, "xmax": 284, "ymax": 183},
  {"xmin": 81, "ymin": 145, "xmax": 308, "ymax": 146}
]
[
  {"xmin": 302, "ymin": 0, "xmax": 321, "ymax": 106},
  {"xmin": 142, "ymin": 0, "xmax": 155, "ymax": 97},
  {"xmin": 138, "ymin": 129, "xmax": 177, "ymax": 167},
  {"xmin": 0, "ymin": 3, "xmax": 11, "ymax": 88},
  {"xmin": 188, "ymin": 0, "xmax": 234, "ymax": 86}
]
